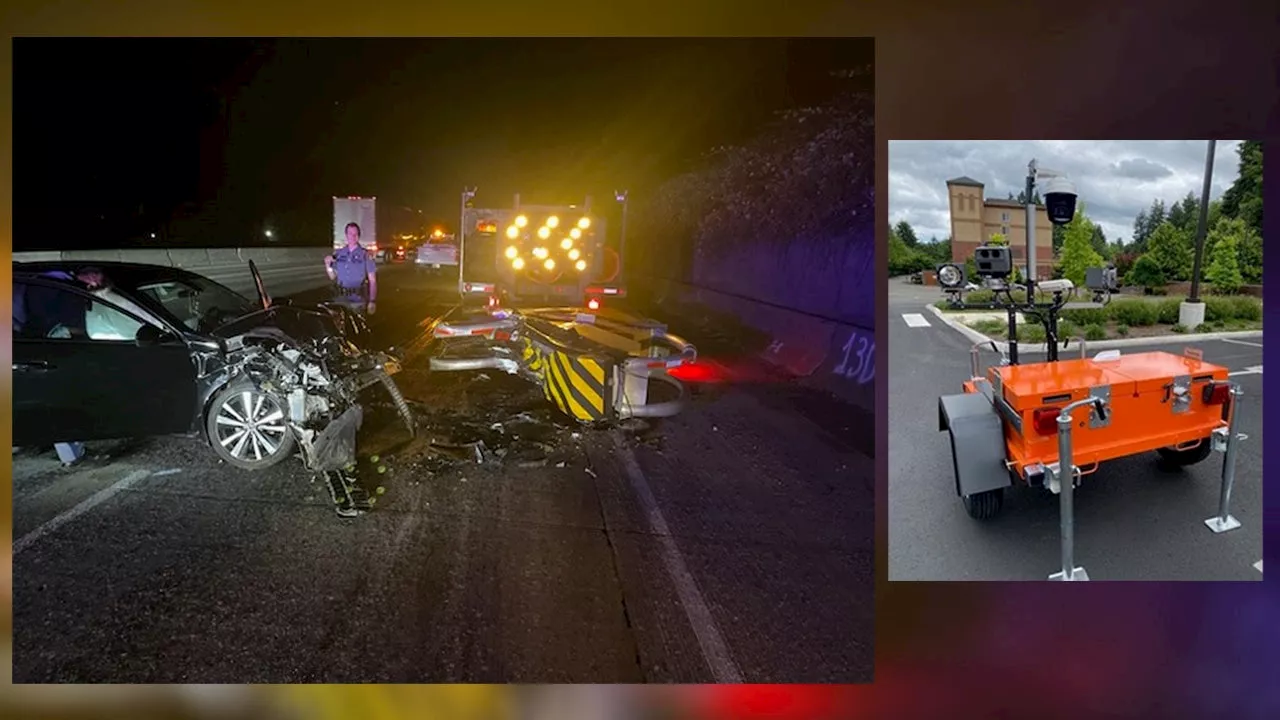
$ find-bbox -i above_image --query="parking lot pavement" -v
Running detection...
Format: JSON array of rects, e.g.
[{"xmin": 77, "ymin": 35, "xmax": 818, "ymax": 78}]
[
  {"xmin": 887, "ymin": 278, "xmax": 1263, "ymax": 582},
  {"xmin": 11, "ymin": 269, "xmax": 873, "ymax": 683}
]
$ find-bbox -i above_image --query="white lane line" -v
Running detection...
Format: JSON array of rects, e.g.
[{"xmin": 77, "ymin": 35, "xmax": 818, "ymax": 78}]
[
  {"xmin": 1228, "ymin": 365, "xmax": 1263, "ymax": 377},
  {"xmin": 151, "ymin": 468, "xmax": 183, "ymax": 477},
  {"xmin": 611, "ymin": 432, "xmax": 743, "ymax": 683},
  {"xmin": 12, "ymin": 469, "xmax": 152, "ymax": 556},
  {"xmin": 1255, "ymin": 561, "xmax": 1263, "ymax": 574},
  {"xmin": 902, "ymin": 312, "xmax": 931, "ymax": 328},
  {"xmin": 1221, "ymin": 338, "xmax": 1264, "ymax": 348}
]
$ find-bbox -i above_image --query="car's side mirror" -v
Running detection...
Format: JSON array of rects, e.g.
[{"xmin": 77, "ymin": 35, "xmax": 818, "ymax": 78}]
[{"xmin": 135, "ymin": 324, "xmax": 179, "ymax": 347}]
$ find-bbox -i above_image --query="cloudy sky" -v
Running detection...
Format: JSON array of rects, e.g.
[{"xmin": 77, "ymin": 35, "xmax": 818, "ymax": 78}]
[{"xmin": 888, "ymin": 140, "xmax": 1244, "ymax": 244}]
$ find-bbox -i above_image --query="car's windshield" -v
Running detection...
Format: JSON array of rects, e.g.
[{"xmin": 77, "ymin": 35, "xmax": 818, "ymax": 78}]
[{"xmin": 135, "ymin": 275, "xmax": 257, "ymax": 334}]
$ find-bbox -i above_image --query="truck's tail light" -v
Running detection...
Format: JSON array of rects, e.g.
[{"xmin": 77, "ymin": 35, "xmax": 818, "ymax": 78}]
[
  {"xmin": 587, "ymin": 298, "xmax": 600, "ymax": 310},
  {"xmin": 1032, "ymin": 407, "xmax": 1062, "ymax": 436},
  {"xmin": 1202, "ymin": 382, "xmax": 1231, "ymax": 405}
]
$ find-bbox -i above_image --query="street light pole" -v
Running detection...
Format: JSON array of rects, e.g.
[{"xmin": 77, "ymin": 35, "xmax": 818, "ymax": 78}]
[
  {"xmin": 615, "ymin": 189, "xmax": 629, "ymax": 282},
  {"xmin": 1187, "ymin": 140, "xmax": 1217, "ymax": 303},
  {"xmin": 1025, "ymin": 160, "xmax": 1037, "ymax": 296}
]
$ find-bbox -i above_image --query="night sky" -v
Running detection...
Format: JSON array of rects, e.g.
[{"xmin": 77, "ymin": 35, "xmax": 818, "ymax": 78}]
[{"xmin": 14, "ymin": 38, "xmax": 872, "ymax": 250}]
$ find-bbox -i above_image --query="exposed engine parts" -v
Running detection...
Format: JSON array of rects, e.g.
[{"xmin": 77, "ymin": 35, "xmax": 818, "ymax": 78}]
[{"xmin": 202, "ymin": 304, "xmax": 415, "ymax": 482}]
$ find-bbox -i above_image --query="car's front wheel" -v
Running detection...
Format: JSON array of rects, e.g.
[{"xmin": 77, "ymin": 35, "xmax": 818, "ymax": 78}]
[{"xmin": 205, "ymin": 381, "xmax": 296, "ymax": 471}]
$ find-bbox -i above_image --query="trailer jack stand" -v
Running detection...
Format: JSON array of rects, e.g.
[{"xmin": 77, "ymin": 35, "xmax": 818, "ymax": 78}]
[
  {"xmin": 1046, "ymin": 397, "xmax": 1106, "ymax": 581},
  {"xmin": 1204, "ymin": 385, "xmax": 1246, "ymax": 534}
]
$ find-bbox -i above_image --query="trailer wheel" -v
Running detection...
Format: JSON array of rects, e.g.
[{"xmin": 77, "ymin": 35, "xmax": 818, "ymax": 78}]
[
  {"xmin": 1156, "ymin": 438, "xmax": 1213, "ymax": 467},
  {"xmin": 962, "ymin": 488, "xmax": 1004, "ymax": 520}
]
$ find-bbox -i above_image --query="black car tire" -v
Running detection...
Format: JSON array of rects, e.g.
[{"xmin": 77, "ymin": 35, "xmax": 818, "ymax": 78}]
[
  {"xmin": 962, "ymin": 488, "xmax": 1004, "ymax": 520},
  {"xmin": 1156, "ymin": 438, "xmax": 1214, "ymax": 467},
  {"xmin": 205, "ymin": 380, "xmax": 297, "ymax": 471}
]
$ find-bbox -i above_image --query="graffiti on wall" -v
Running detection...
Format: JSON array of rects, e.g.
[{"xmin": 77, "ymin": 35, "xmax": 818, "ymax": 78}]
[{"xmin": 832, "ymin": 327, "xmax": 875, "ymax": 384}]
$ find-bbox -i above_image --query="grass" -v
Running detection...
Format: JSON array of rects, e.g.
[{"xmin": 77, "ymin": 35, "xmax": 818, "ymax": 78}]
[{"xmin": 944, "ymin": 292, "xmax": 1263, "ymax": 341}]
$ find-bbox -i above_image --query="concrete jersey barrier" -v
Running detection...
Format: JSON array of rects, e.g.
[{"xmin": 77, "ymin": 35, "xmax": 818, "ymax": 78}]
[{"xmin": 12, "ymin": 247, "xmax": 338, "ymax": 298}]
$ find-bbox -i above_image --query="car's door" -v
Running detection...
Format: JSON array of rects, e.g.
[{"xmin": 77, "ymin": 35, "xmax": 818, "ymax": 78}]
[{"xmin": 12, "ymin": 278, "xmax": 200, "ymax": 446}]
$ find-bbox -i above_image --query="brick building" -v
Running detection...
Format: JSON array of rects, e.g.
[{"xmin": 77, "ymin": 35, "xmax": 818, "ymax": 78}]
[{"xmin": 946, "ymin": 176, "xmax": 1055, "ymax": 280}]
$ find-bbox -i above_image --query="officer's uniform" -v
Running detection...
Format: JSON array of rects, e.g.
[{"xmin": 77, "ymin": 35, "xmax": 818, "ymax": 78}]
[{"xmin": 331, "ymin": 244, "xmax": 376, "ymax": 311}]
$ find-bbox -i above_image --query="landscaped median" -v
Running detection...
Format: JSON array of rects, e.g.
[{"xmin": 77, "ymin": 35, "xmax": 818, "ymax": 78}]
[{"xmin": 928, "ymin": 289, "xmax": 1263, "ymax": 351}]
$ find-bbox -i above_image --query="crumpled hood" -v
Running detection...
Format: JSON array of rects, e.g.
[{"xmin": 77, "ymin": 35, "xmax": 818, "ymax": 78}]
[{"xmin": 211, "ymin": 304, "xmax": 348, "ymax": 344}]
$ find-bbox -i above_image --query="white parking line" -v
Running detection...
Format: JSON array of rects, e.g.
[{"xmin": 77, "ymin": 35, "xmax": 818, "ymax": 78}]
[
  {"xmin": 902, "ymin": 313, "xmax": 931, "ymax": 328},
  {"xmin": 1228, "ymin": 365, "xmax": 1263, "ymax": 377},
  {"xmin": 12, "ymin": 469, "xmax": 152, "ymax": 556},
  {"xmin": 1221, "ymin": 338, "xmax": 1264, "ymax": 348},
  {"xmin": 1255, "ymin": 561, "xmax": 1263, "ymax": 574},
  {"xmin": 611, "ymin": 431, "xmax": 743, "ymax": 683}
]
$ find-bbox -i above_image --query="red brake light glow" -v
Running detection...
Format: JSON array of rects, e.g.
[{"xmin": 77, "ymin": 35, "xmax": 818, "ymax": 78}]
[
  {"xmin": 587, "ymin": 298, "xmax": 600, "ymax": 310},
  {"xmin": 1032, "ymin": 407, "xmax": 1061, "ymax": 436},
  {"xmin": 1202, "ymin": 382, "xmax": 1231, "ymax": 405}
]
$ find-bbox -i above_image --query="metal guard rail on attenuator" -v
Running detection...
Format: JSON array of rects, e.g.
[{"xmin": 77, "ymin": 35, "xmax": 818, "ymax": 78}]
[{"xmin": 421, "ymin": 305, "xmax": 698, "ymax": 422}]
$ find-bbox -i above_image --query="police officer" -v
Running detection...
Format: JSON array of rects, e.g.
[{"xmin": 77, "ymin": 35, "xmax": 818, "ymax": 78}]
[{"xmin": 324, "ymin": 222, "xmax": 377, "ymax": 314}]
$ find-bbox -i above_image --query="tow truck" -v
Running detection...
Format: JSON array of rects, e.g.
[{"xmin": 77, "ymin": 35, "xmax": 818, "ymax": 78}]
[
  {"xmin": 456, "ymin": 188, "xmax": 627, "ymax": 310},
  {"xmin": 934, "ymin": 160, "xmax": 1248, "ymax": 580}
]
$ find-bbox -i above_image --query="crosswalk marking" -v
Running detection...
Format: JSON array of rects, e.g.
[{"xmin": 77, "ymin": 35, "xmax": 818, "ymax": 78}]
[
  {"xmin": 1228, "ymin": 365, "xmax": 1263, "ymax": 377},
  {"xmin": 902, "ymin": 313, "xmax": 931, "ymax": 328},
  {"xmin": 1221, "ymin": 338, "xmax": 1264, "ymax": 348}
]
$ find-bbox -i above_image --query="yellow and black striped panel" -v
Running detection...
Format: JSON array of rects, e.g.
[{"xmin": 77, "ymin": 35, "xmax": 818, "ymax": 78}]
[
  {"xmin": 541, "ymin": 349, "xmax": 609, "ymax": 422},
  {"xmin": 521, "ymin": 337, "xmax": 546, "ymax": 375}
]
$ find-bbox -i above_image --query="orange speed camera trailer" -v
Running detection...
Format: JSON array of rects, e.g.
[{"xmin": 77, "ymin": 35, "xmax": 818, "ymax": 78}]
[
  {"xmin": 946, "ymin": 348, "xmax": 1235, "ymax": 518},
  {"xmin": 935, "ymin": 246, "xmax": 1241, "ymax": 522}
]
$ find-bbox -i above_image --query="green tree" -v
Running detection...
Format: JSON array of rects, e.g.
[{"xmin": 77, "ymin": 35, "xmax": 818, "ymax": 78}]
[
  {"xmin": 1127, "ymin": 255, "xmax": 1166, "ymax": 293},
  {"xmin": 1205, "ymin": 232, "xmax": 1244, "ymax": 294},
  {"xmin": 1090, "ymin": 225, "xmax": 1110, "ymax": 259},
  {"xmin": 887, "ymin": 227, "xmax": 913, "ymax": 276},
  {"xmin": 895, "ymin": 220, "xmax": 920, "ymax": 247},
  {"xmin": 1132, "ymin": 199, "xmax": 1168, "ymax": 252},
  {"xmin": 1220, "ymin": 140, "xmax": 1263, "ymax": 237},
  {"xmin": 1203, "ymin": 216, "xmax": 1262, "ymax": 286},
  {"xmin": 1145, "ymin": 222, "xmax": 1194, "ymax": 281},
  {"xmin": 1132, "ymin": 209, "xmax": 1150, "ymax": 251},
  {"xmin": 1167, "ymin": 191, "xmax": 1200, "ymax": 233},
  {"xmin": 987, "ymin": 232, "xmax": 1008, "ymax": 246},
  {"xmin": 1056, "ymin": 201, "xmax": 1104, "ymax": 285},
  {"xmin": 1238, "ymin": 232, "xmax": 1263, "ymax": 284}
]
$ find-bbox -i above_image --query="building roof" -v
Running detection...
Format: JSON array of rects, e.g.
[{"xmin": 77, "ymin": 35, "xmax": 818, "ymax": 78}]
[{"xmin": 945, "ymin": 175, "xmax": 984, "ymax": 187}]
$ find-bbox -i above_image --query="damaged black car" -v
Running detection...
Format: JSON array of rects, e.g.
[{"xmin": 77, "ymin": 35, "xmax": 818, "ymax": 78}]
[{"xmin": 12, "ymin": 260, "xmax": 414, "ymax": 474}]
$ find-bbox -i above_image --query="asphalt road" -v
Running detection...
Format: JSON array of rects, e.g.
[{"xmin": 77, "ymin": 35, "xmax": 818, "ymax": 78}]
[
  {"xmin": 12, "ymin": 263, "xmax": 873, "ymax": 683},
  {"xmin": 887, "ymin": 278, "xmax": 1264, "ymax": 582}
]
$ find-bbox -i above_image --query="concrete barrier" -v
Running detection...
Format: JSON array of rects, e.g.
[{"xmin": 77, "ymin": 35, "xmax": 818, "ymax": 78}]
[
  {"xmin": 643, "ymin": 274, "xmax": 875, "ymax": 413},
  {"xmin": 12, "ymin": 246, "xmax": 342, "ymax": 298}
]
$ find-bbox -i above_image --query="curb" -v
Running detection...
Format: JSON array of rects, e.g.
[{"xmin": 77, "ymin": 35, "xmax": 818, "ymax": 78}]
[{"xmin": 925, "ymin": 304, "xmax": 1264, "ymax": 353}]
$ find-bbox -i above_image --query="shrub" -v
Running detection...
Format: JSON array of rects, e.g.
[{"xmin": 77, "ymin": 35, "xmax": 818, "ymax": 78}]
[
  {"xmin": 1171, "ymin": 323, "xmax": 1188, "ymax": 333},
  {"xmin": 1084, "ymin": 323, "xmax": 1107, "ymax": 341},
  {"xmin": 964, "ymin": 288, "xmax": 995, "ymax": 304},
  {"xmin": 1018, "ymin": 324, "xmax": 1047, "ymax": 343},
  {"xmin": 1155, "ymin": 298, "xmax": 1183, "ymax": 325},
  {"xmin": 1204, "ymin": 296, "xmax": 1234, "ymax": 322},
  {"xmin": 971, "ymin": 319, "xmax": 1006, "ymax": 336},
  {"xmin": 1116, "ymin": 324, "xmax": 1130, "ymax": 337},
  {"xmin": 1227, "ymin": 295, "xmax": 1262, "ymax": 321},
  {"xmin": 1127, "ymin": 255, "xmax": 1166, "ymax": 291},
  {"xmin": 1062, "ymin": 306, "xmax": 1108, "ymax": 325},
  {"xmin": 1109, "ymin": 299, "xmax": 1159, "ymax": 327},
  {"xmin": 1195, "ymin": 323, "xmax": 1211, "ymax": 334},
  {"xmin": 1058, "ymin": 320, "xmax": 1078, "ymax": 339}
]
